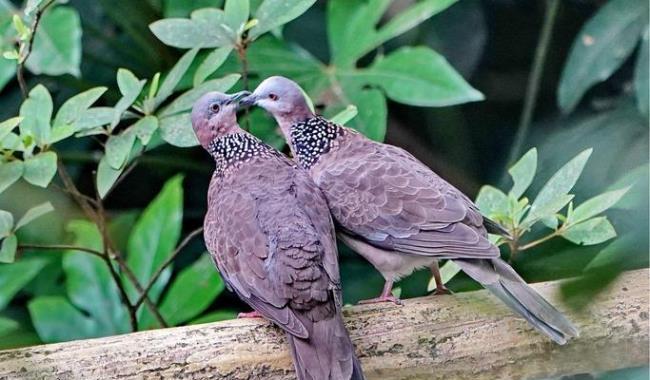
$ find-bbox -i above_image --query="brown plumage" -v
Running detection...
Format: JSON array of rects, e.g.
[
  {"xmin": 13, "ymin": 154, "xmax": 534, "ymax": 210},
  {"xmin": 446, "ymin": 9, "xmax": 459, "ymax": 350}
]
[
  {"xmin": 243, "ymin": 76, "xmax": 579, "ymax": 345},
  {"xmin": 192, "ymin": 91, "xmax": 364, "ymax": 380}
]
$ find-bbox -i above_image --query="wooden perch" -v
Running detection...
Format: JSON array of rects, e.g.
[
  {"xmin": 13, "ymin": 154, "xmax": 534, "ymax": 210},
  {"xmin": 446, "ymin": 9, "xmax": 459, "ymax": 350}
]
[{"xmin": 0, "ymin": 269, "xmax": 647, "ymax": 380}]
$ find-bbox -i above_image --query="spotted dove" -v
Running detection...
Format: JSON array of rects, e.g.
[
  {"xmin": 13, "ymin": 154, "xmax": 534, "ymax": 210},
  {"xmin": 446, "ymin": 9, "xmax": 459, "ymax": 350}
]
[
  {"xmin": 191, "ymin": 91, "xmax": 365, "ymax": 379},
  {"xmin": 242, "ymin": 76, "xmax": 579, "ymax": 345}
]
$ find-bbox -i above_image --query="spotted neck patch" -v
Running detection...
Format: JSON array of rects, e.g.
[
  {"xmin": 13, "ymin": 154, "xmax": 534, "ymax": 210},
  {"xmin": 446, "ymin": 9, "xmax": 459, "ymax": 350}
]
[
  {"xmin": 290, "ymin": 116, "xmax": 344, "ymax": 169},
  {"xmin": 208, "ymin": 133, "xmax": 278, "ymax": 176}
]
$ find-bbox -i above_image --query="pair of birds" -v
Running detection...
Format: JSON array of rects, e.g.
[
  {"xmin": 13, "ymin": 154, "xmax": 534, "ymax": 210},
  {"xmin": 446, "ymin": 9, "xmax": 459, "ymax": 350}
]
[{"xmin": 190, "ymin": 76, "xmax": 578, "ymax": 380}]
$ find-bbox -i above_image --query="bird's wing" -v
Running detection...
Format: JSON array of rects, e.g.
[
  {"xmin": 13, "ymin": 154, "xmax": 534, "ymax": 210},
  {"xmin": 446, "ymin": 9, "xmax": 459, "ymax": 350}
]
[
  {"xmin": 205, "ymin": 156, "xmax": 338, "ymax": 338},
  {"xmin": 316, "ymin": 131, "xmax": 498, "ymax": 259}
]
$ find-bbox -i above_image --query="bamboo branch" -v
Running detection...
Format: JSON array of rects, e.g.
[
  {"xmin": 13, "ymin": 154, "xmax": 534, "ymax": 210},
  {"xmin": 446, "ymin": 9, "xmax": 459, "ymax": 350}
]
[{"xmin": 0, "ymin": 269, "xmax": 647, "ymax": 380}]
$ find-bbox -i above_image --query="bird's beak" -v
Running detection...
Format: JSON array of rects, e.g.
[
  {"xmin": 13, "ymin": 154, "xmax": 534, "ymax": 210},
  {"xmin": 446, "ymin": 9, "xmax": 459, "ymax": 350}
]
[
  {"xmin": 239, "ymin": 93, "xmax": 258, "ymax": 107},
  {"xmin": 226, "ymin": 91, "xmax": 251, "ymax": 105}
]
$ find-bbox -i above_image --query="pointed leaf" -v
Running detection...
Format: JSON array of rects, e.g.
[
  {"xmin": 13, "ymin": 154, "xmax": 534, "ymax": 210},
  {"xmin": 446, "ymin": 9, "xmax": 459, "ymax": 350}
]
[
  {"xmin": 96, "ymin": 155, "xmax": 123, "ymax": 199},
  {"xmin": 193, "ymin": 46, "xmax": 233, "ymax": 86},
  {"xmin": 126, "ymin": 175, "xmax": 183, "ymax": 327},
  {"xmin": 53, "ymin": 87, "xmax": 107, "ymax": 131},
  {"xmin": 105, "ymin": 131, "xmax": 136, "ymax": 169},
  {"xmin": 154, "ymin": 47, "xmax": 199, "ymax": 106},
  {"xmin": 159, "ymin": 112, "xmax": 198, "ymax": 147},
  {"xmin": 0, "ymin": 234, "xmax": 16, "ymax": 263},
  {"xmin": 355, "ymin": 47, "xmax": 483, "ymax": 106},
  {"xmin": 22, "ymin": 151, "xmax": 57, "ymax": 188},
  {"xmin": 249, "ymin": 0, "xmax": 315, "ymax": 39},
  {"xmin": 224, "ymin": 0, "xmax": 249, "ymax": 32},
  {"xmin": 131, "ymin": 116, "xmax": 158, "ymax": 145},
  {"xmin": 0, "ymin": 210, "xmax": 12, "ymax": 237},
  {"xmin": 508, "ymin": 148, "xmax": 537, "ymax": 199},
  {"xmin": 340, "ymin": 84, "xmax": 387, "ymax": 141},
  {"xmin": 558, "ymin": 0, "xmax": 648, "ymax": 112},
  {"xmin": 161, "ymin": 74, "xmax": 240, "ymax": 117},
  {"xmin": 160, "ymin": 254, "xmax": 224, "ymax": 325},
  {"xmin": 113, "ymin": 69, "xmax": 146, "ymax": 128},
  {"xmin": 63, "ymin": 221, "xmax": 130, "ymax": 335},
  {"xmin": 561, "ymin": 217, "xmax": 616, "ymax": 246},
  {"xmin": 0, "ymin": 161, "xmax": 23, "ymax": 193},
  {"xmin": 28, "ymin": 296, "xmax": 100, "ymax": 343},
  {"xmin": 15, "ymin": 201, "xmax": 53, "ymax": 230},
  {"xmin": 150, "ymin": 8, "xmax": 232, "ymax": 49},
  {"xmin": 0, "ymin": 257, "xmax": 48, "ymax": 308},
  {"xmin": 570, "ymin": 187, "xmax": 630, "ymax": 225},
  {"xmin": 523, "ymin": 194, "xmax": 574, "ymax": 229},
  {"xmin": 0, "ymin": 117, "xmax": 22, "ymax": 141},
  {"xmin": 635, "ymin": 27, "xmax": 649, "ymax": 116},
  {"xmin": 330, "ymin": 105, "xmax": 358, "ymax": 125},
  {"xmin": 531, "ymin": 148, "xmax": 592, "ymax": 213},
  {"xmin": 25, "ymin": 6, "xmax": 82, "ymax": 77},
  {"xmin": 475, "ymin": 185, "xmax": 508, "ymax": 217},
  {"xmin": 19, "ymin": 85, "xmax": 52, "ymax": 147},
  {"xmin": 75, "ymin": 107, "xmax": 114, "ymax": 130},
  {"xmin": 0, "ymin": 316, "xmax": 19, "ymax": 336}
]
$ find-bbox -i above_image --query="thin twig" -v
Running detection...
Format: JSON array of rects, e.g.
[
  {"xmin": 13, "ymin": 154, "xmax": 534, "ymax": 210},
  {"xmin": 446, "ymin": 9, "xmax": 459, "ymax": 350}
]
[
  {"xmin": 16, "ymin": 0, "xmax": 56, "ymax": 98},
  {"xmin": 17, "ymin": 244, "xmax": 105, "ymax": 258},
  {"xmin": 518, "ymin": 230, "xmax": 562, "ymax": 251},
  {"xmin": 505, "ymin": 0, "xmax": 560, "ymax": 168},
  {"xmin": 133, "ymin": 227, "xmax": 204, "ymax": 309}
]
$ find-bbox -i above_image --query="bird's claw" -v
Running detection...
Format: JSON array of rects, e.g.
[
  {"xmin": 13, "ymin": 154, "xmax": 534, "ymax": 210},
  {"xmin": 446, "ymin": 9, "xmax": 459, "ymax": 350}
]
[
  {"xmin": 357, "ymin": 295, "xmax": 403, "ymax": 306},
  {"xmin": 237, "ymin": 310, "xmax": 263, "ymax": 319},
  {"xmin": 431, "ymin": 287, "xmax": 452, "ymax": 296}
]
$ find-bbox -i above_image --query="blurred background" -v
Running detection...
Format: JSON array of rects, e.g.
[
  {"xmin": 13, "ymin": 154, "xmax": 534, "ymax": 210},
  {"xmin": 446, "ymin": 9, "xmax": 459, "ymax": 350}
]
[{"xmin": 0, "ymin": 1, "xmax": 647, "ymax": 378}]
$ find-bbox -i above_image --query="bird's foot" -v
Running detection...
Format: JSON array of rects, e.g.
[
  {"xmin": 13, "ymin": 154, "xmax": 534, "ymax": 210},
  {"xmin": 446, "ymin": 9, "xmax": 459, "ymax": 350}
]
[
  {"xmin": 357, "ymin": 295, "xmax": 403, "ymax": 306},
  {"xmin": 237, "ymin": 310, "xmax": 263, "ymax": 319},
  {"xmin": 431, "ymin": 286, "xmax": 452, "ymax": 296}
]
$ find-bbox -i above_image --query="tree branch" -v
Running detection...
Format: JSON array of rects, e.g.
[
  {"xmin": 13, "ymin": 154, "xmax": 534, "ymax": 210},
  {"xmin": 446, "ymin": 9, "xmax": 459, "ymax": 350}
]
[{"xmin": 17, "ymin": 243, "xmax": 105, "ymax": 259}]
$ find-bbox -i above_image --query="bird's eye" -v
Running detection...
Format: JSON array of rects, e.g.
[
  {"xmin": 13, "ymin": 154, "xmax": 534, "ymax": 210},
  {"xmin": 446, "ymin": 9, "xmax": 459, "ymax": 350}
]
[
  {"xmin": 269, "ymin": 93, "xmax": 279, "ymax": 101},
  {"xmin": 210, "ymin": 103, "xmax": 220, "ymax": 113}
]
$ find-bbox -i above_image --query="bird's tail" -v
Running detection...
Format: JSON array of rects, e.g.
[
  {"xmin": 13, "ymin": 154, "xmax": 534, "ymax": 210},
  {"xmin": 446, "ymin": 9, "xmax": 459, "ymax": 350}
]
[
  {"xmin": 287, "ymin": 314, "xmax": 365, "ymax": 380},
  {"xmin": 454, "ymin": 258, "xmax": 579, "ymax": 344}
]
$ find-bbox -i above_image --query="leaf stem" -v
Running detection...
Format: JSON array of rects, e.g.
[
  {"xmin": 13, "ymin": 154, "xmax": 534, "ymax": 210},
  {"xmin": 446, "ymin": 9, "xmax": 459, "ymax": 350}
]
[
  {"xmin": 506, "ymin": 0, "xmax": 560, "ymax": 167},
  {"xmin": 17, "ymin": 244, "xmax": 105, "ymax": 258}
]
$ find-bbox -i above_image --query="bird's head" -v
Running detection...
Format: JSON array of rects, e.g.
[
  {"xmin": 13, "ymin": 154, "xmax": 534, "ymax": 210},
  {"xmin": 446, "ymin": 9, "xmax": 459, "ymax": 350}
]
[
  {"xmin": 191, "ymin": 91, "xmax": 249, "ymax": 149},
  {"xmin": 240, "ymin": 76, "xmax": 313, "ymax": 129}
]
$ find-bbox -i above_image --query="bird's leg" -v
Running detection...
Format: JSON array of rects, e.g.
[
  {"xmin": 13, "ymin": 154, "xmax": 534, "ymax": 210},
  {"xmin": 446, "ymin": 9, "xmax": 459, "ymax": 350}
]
[
  {"xmin": 357, "ymin": 280, "xmax": 403, "ymax": 305},
  {"xmin": 430, "ymin": 260, "xmax": 452, "ymax": 295},
  {"xmin": 237, "ymin": 310, "xmax": 263, "ymax": 319}
]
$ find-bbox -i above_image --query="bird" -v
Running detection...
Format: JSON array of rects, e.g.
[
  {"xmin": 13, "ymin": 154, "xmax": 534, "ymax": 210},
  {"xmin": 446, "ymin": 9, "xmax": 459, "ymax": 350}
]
[
  {"xmin": 191, "ymin": 90, "xmax": 365, "ymax": 379},
  {"xmin": 241, "ymin": 76, "xmax": 580, "ymax": 345}
]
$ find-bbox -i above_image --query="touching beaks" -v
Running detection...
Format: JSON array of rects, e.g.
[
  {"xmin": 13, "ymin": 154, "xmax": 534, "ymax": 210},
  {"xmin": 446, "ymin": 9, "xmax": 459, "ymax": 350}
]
[
  {"xmin": 239, "ymin": 93, "xmax": 257, "ymax": 107},
  {"xmin": 227, "ymin": 90, "xmax": 251, "ymax": 105}
]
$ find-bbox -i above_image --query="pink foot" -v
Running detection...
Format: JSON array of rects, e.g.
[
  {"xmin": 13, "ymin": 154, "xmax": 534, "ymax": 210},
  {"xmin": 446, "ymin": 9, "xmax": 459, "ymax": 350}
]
[
  {"xmin": 237, "ymin": 310, "xmax": 263, "ymax": 319},
  {"xmin": 357, "ymin": 295, "xmax": 403, "ymax": 306}
]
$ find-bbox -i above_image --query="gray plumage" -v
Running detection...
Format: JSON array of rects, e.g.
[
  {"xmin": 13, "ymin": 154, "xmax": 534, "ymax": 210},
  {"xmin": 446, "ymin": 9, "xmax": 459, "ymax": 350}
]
[
  {"xmin": 192, "ymin": 91, "xmax": 364, "ymax": 379},
  {"xmin": 243, "ymin": 76, "xmax": 579, "ymax": 345}
]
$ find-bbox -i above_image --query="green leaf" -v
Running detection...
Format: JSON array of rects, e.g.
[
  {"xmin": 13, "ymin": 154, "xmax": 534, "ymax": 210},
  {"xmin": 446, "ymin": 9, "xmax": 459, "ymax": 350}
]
[
  {"xmin": 249, "ymin": 0, "xmax": 315, "ymax": 39},
  {"xmin": 224, "ymin": 0, "xmax": 249, "ymax": 33},
  {"xmin": 557, "ymin": 0, "xmax": 648, "ymax": 113},
  {"xmin": 19, "ymin": 84, "xmax": 52, "ymax": 147},
  {"xmin": 22, "ymin": 151, "xmax": 57, "ymax": 188},
  {"xmin": 0, "ymin": 316, "xmax": 19, "ymax": 336},
  {"xmin": 149, "ymin": 8, "xmax": 231, "ymax": 49},
  {"xmin": 28, "ymin": 296, "xmax": 99, "ymax": 343},
  {"xmin": 96, "ymin": 141, "xmax": 142, "ymax": 199},
  {"xmin": 0, "ymin": 161, "xmax": 23, "ymax": 193},
  {"xmin": 0, "ymin": 257, "xmax": 48, "ymax": 309},
  {"xmin": 131, "ymin": 116, "xmax": 158, "ymax": 146},
  {"xmin": 25, "ymin": 6, "xmax": 82, "ymax": 77},
  {"xmin": 328, "ymin": 0, "xmax": 456, "ymax": 67},
  {"xmin": 160, "ymin": 74, "xmax": 241, "ymax": 117},
  {"xmin": 193, "ymin": 46, "xmax": 233, "ymax": 87},
  {"xmin": 569, "ymin": 187, "xmax": 630, "ymax": 225},
  {"xmin": 523, "ymin": 194, "xmax": 574, "ymax": 229},
  {"xmin": 189, "ymin": 310, "xmax": 237, "ymax": 325},
  {"xmin": 0, "ymin": 56, "xmax": 16, "ymax": 92},
  {"xmin": 53, "ymin": 87, "xmax": 107, "ymax": 132},
  {"xmin": 330, "ymin": 105, "xmax": 358, "ymax": 125},
  {"xmin": 529, "ymin": 148, "xmax": 592, "ymax": 216},
  {"xmin": 561, "ymin": 217, "xmax": 616, "ymax": 246},
  {"xmin": 159, "ymin": 112, "xmax": 198, "ymax": 147},
  {"xmin": 340, "ymin": 84, "xmax": 387, "ymax": 141},
  {"xmin": 63, "ymin": 221, "xmax": 130, "ymax": 335},
  {"xmin": 105, "ymin": 131, "xmax": 136, "ymax": 169},
  {"xmin": 635, "ymin": 27, "xmax": 649, "ymax": 117},
  {"xmin": 162, "ymin": 0, "xmax": 223, "ymax": 18},
  {"xmin": 0, "ymin": 234, "xmax": 16, "ymax": 263},
  {"xmin": 75, "ymin": 107, "xmax": 114, "ymax": 131},
  {"xmin": 475, "ymin": 185, "xmax": 508, "ymax": 217},
  {"xmin": 24, "ymin": 0, "xmax": 44, "ymax": 15},
  {"xmin": 126, "ymin": 175, "xmax": 183, "ymax": 328},
  {"xmin": 0, "ymin": 210, "xmax": 12, "ymax": 237},
  {"xmin": 508, "ymin": 148, "xmax": 537, "ymax": 199},
  {"xmin": 113, "ymin": 69, "xmax": 146, "ymax": 128},
  {"xmin": 160, "ymin": 254, "xmax": 224, "ymax": 325},
  {"xmin": 15, "ymin": 201, "xmax": 53, "ymax": 230},
  {"xmin": 246, "ymin": 36, "xmax": 322, "ymax": 80},
  {"xmin": 0, "ymin": 117, "xmax": 22, "ymax": 141},
  {"xmin": 354, "ymin": 47, "xmax": 483, "ymax": 106},
  {"xmin": 154, "ymin": 47, "xmax": 199, "ymax": 107}
]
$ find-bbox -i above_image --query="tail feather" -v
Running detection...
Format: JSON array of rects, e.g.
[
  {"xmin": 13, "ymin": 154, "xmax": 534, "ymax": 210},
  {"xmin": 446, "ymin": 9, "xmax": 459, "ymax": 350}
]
[
  {"xmin": 454, "ymin": 258, "xmax": 579, "ymax": 344},
  {"xmin": 287, "ymin": 314, "xmax": 365, "ymax": 380}
]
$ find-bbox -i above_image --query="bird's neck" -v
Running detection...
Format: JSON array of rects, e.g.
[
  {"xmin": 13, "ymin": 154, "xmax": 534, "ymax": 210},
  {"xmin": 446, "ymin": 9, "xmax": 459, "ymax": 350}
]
[
  {"xmin": 289, "ymin": 116, "xmax": 344, "ymax": 169},
  {"xmin": 207, "ymin": 132, "xmax": 275, "ymax": 176}
]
